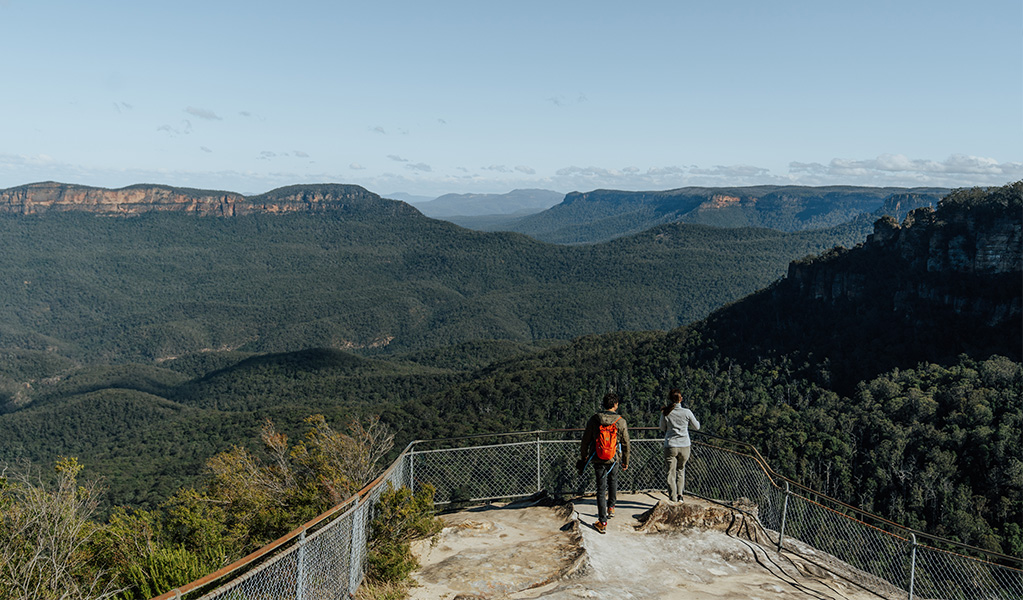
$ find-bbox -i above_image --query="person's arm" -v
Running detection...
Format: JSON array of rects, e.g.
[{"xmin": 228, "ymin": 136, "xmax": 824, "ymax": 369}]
[
  {"xmin": 689, "ymin": 410, "xmax": 701, "ymax": 431},
  {"xmin": 659, "ymin": 412, "xmax": 667, "ymax": 433},
  {"xmin": 580, "ymin": 415, "xmax": 596, "ymax": 461},
  {"xmin": 619, "ymin": 419, "xmax": 630, "ymax": 469}
]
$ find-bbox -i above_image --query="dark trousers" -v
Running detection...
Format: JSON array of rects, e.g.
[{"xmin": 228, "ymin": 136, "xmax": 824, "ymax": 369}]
[{"xmin": 594, "ymin": 462, "xmax": 618, "ymax": 522}]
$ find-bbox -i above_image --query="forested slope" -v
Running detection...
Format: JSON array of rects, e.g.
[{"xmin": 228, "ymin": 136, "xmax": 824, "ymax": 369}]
[{"xmin": 0, "ymin": 206, "xmax": 864, "ymax": 365}]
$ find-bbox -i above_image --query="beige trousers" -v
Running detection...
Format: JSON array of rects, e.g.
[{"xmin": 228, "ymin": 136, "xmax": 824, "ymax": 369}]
[{"xmin": 664, "ymin": 445, "xmax": 691, "ymax": 502}]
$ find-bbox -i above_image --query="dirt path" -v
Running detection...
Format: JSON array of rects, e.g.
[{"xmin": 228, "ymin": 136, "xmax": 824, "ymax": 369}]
[{"xmin": 409, "ymin": 492, "xmax": 903, "ymax": 600}]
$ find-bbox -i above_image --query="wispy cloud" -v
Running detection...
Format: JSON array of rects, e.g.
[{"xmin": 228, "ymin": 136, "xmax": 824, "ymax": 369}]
[
  {"xmin": 254, "ymin": 150, "xmax": 312, "ymax": 161},
  {"xmin": 0, "ymin": 155, "xmax": 332, "ymax": 194},
  {"xmin": 790, "ymin": 154, "xmax": 1023, "ymax": 186},
  {"xmin": 157, "ymin": 120, "xmax": 193, "ymax": 136},
  {"xmin": 690, "ymin": 165, "xmax": 771, "ymax": 178},
  {"xmin": 545, "ymin": 155, "xmax": 1023, "ymax": 192},
  {"xmin": 372, "ymin": 126, "xmax": 386, "ymax": 134},
  {"xmin": 547, "ymin": 93, "xmax": 588, "ymax": 107},
  {"xmin": 185, "ymin": 106, "xmax": 222, "ymax": 120},
  {"xmin": 1, "ymin": 150, "xmax": 1017, "ymax": 200}
]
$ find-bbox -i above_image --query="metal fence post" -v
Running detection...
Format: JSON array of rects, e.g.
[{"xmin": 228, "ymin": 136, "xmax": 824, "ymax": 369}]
[
  {"xmin": 296, "ymin": 529, "xmax": 307, "ymax": 600},
  {"xmin": 908, "ymin": 533, "xmax": 917, "ymax": 600},
  {"xmin": 777, "ymin": 481, "xmax": 790, "ymax": 552},
  {"xmin": 403, "ymin": 445, "xmax": 411, "ymax": 492},
  {"xmin": 536, "ymin": 433, "xmax": 542, "ymax": 493},
  {"xmin": 349, "ymin": 503, "xmax": 366, "ymax": 595}
]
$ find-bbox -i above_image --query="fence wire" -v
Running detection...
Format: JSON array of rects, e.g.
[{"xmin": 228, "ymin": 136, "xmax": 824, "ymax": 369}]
[{"xmin": 156, "ymin": 431, "xmax": 1021, "ymax": 600}]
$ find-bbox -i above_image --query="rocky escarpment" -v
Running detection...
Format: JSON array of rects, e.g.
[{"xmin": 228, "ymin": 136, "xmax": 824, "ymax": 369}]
[
  {"xmin": 786, "ymin": 183, "xmax": 1022, "ymax": 327},
  {"xmin": 0, "ymin": 182, "xmax": 420, "ymax": 218},
  {"xmin": 699, "ymin": 182, "xmax": 1021, "ymax": 393}
]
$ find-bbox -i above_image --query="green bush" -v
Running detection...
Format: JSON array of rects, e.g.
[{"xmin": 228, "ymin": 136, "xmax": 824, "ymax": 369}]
[{"xmin": 364, "ymin": 484, "xmax": 442, "ymax": 587}]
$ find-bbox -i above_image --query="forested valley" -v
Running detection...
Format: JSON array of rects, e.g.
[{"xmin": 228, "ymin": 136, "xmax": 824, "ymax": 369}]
[{"xmin": 0, "ymin": 182, "xmax": 1019, "ymax": 599}]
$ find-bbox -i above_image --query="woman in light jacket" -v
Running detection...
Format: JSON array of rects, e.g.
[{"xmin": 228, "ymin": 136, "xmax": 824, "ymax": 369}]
[{"xmin": 659, "ymin": 388, "xmax": 700, "ymax": 503}]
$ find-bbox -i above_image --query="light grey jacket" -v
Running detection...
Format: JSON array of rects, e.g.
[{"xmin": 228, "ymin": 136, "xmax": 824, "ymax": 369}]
[{"xmin": 659, "ymin": 404, "xmax": 700, "ymax": 448}]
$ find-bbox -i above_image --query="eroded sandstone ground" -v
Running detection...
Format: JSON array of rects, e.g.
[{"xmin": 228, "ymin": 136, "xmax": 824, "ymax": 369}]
[{"xmin": 409, "ymin": 492, "xmax": 903, "ymax": 600}]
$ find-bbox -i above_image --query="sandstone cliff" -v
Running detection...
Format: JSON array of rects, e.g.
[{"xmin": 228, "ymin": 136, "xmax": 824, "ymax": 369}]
[
  {"xmin": 0, "ymin": 182, "xmax": 419, "ymax": 218},
  {"xmin": 786, "ymin": 183, "xmax": 1022, "ymax": 327},
  {"xmin": 701, "ymin": 181, "xmax": 1021, "ymax": 393}
]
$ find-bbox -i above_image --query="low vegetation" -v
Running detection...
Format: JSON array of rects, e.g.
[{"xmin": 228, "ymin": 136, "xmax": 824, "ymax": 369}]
[
  {"xmin": 358, "ymin": 484, "xmax": 443, "ymax": 600},
  {"xmin": 0, "ymin": 415, "xmax": 424, "ymax": 600}
]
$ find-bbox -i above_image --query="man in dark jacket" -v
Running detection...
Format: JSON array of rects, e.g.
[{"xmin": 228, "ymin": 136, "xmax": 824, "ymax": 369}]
[{"xmin": 579, "ymin": 392, "xmax": 630, "ymax": 534}]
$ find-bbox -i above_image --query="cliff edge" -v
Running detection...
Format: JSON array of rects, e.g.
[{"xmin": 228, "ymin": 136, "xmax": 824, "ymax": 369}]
[{"xmin": 0, "ymin": 182, "xmax": 420, "ymax": 218}]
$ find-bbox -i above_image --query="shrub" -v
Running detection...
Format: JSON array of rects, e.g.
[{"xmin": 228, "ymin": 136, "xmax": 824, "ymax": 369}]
[{"xmin": 363, "ymin": 484, "xmax": 442, "ymax": 593}]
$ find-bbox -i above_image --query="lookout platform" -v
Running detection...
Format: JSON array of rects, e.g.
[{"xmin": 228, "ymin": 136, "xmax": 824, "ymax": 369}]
[{"xmin": 410, "ymin": 491, "xmax": 903, "ymax": 600}]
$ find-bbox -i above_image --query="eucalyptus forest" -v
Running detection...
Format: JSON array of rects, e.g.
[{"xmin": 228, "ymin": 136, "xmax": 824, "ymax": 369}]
[{"xmin": 0, "ymin": 181, "xmax": 1019, "ymax": 599}]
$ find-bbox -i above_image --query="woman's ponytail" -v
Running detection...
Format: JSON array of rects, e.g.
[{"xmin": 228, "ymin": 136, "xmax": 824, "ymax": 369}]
[{"xmin": 661, "ymin": 388, "xmax": 683, "ymax": 416}]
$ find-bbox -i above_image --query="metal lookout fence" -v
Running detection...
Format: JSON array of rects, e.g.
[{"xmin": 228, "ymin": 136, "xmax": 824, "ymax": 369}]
[{"xmin": 154, "ymin": 430, "xmax": 1023, "ymax": 600}]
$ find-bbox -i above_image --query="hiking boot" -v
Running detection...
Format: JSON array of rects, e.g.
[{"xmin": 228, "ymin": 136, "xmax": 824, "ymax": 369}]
[
  {"xmin": 595, "ymin": 520, "xmax": 607, "ymax": 534},
  {"xmin": 607, "ymin": 506, "xmax": 615, "ymax": 518}
]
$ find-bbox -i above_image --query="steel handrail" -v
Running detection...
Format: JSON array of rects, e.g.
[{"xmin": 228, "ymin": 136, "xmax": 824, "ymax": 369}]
[{"xmin": 151, "ymin": 441, "xmax": 416, "ymax": 600}]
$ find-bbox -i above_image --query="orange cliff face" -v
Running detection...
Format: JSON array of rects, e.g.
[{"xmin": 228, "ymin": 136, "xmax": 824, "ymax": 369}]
[
  {"xmin": 0, "ymin": 182, "xmax": 245, "ymax": 216},
  {"xmin": 707, "ymin": 194, "xmax": 743, "ymax": 208},
  {"xmin": 0, "ymin": 182, "xmax": 408, "ymax": 217}
]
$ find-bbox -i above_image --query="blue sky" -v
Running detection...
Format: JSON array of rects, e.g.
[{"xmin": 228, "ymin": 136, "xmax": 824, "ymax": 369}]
[{"xmin": 1, "ymin": 0, "xmax": 1020, "ymax": 198}]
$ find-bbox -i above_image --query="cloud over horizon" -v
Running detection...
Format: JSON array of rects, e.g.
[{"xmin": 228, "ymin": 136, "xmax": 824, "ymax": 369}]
[{"xmin": 0, "ymin": 152, "xmax": 1018, "ymax": 198}]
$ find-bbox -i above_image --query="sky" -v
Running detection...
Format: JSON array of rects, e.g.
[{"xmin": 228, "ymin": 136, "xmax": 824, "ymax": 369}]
[{"xmin": 1, "ymin": 0, "xmax": 1020, "ymax": 199}]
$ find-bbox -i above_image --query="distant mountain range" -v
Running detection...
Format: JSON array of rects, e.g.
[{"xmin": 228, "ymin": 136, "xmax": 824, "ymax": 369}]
[
  {"xmin": 1, "ymin": 183, "xmax": 948, "ymax": 248},
  {"xmin": 0, "ymin": 182, "xmax": 876, "ymax": 366},
  {"xmin": 0, "ymin": 180, "xmax": 991, "ymax": 368},
  {"xmin": 403, "ymin": 189, "xmax": 564, "ymax": 218},
  {"xmin": 486, "ymin": 185, "xmax": 950, "ymax": 243}
]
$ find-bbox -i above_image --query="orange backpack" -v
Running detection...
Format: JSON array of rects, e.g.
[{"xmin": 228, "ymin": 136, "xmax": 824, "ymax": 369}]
[{"xmin": 595, "ymin": 416, "xmax": 621, "ymax": 461}]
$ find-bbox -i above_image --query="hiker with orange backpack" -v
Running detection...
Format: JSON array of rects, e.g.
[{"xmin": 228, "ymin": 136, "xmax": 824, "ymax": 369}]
[{"xmin": 578, "ymin": 392, "xmax": 631, "ymax": 534}]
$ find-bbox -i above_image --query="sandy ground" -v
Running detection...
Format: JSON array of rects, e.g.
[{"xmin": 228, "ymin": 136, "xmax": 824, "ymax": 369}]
[{"xmin": 409, "ymin": 492, "xmax": 905, "ymax": 600}]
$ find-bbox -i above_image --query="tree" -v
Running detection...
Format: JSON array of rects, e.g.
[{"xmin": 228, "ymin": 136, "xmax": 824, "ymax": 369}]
[
  {"xmin": 167, "ymin": 415, "xmax": 395, "ymax": 557},
  {"xmin": 0, "ymin": 457, "xmax": 121, "ymax": 600}
]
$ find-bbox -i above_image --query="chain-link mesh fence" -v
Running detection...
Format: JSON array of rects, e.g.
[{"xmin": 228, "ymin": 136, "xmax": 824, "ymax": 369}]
[
  {"xmin": 156, "ymin": 430, "xmax": 1022, "ymax": 600},
  {"xmin": 409, "ymin": 431, "xmax": 1023, "ymax": 600}
]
